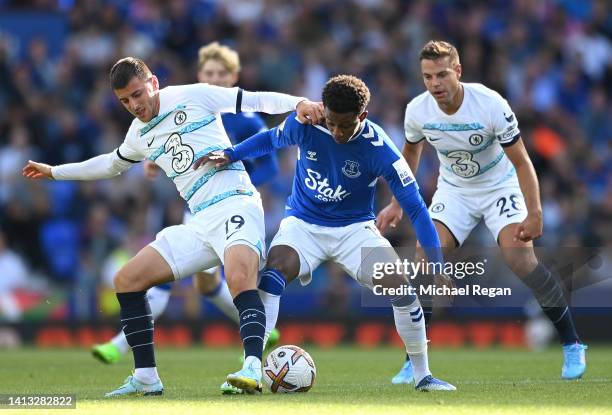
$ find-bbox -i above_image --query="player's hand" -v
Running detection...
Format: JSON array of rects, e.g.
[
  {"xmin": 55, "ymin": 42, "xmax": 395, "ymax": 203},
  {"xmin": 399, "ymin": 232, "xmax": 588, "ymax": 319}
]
[
  {"xmin": 143, "ymin": 160, "xmax": 160, "ymax": 179},
  {"xmin": 192, "ymin": 150, "xmax": 230, "ymax": 170},
  {"xmin": 514, "ymin": 212, "xmax": 543, "ymax": 242},
  {"xmin": 22, "ymin": 160, "xmax": 54, "ymax": 179},
  {"xmin": 376, "ymin": 199, "xmax": 403, "ymax": 233},
  {"xmin": 296, "ymin": 100, "xmax": 324, "ymax": 125}
]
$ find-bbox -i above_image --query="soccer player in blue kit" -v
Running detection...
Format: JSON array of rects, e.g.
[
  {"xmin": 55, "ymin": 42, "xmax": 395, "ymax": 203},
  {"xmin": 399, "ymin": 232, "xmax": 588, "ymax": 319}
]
[
  {"xmin": 196, "ymin": 75, "xmax": 456, "ymax": 392},
  {"xmin": 91, "ymin": 44, "xmax": 280, "ymax": 380}
]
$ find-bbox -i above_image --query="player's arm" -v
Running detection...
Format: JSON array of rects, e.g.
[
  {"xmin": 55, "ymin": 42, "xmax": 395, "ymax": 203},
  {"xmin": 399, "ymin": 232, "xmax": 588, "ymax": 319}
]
[
  {"xmin": 194, "ymin": 114, "xmax": 301, "ymax": 170},
  {"xmin": 22, "ymin": 149, "xmax": 138, "ymax": 181},
  {"xmin": 377, "ymin": 105, "xmax": 425, "ymax": 232},
  {"xmin": 237, "ymin": 120, "xmax": 279, "ymax": 187},
  {"xmin": 384, "ymin": 165, "xmax": 443, "ymax": 265},
  {"xmin": 492, "ymin": 95, "xmax": 542, "ymax": 242},
  {"xmin": 502, "ymin": 138, "xmax": 543, "ymax": 242},
  {"xmin": 195, "ymin": 84, "xmax": 323, "ymax": 123}
]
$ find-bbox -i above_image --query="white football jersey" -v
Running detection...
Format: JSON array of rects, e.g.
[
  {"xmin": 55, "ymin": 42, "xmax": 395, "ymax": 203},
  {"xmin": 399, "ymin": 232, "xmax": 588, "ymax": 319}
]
[
  {"xmin": 118, "ymin": 83, "xmax": 255, "ymax": 214},
  {"xmin": 404, "ymin": 83, "xmax": 521, "ymax": 189}
]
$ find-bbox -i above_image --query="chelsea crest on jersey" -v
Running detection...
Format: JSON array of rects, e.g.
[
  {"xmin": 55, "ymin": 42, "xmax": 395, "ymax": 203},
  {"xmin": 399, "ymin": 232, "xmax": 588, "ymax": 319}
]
[
  {"xmin": 117, "ymin": 84, "xmax": 255, "ymax": 214},
  {"xmin": 404, "ymin": 83, "xmax": 521, "ymax": 188}
]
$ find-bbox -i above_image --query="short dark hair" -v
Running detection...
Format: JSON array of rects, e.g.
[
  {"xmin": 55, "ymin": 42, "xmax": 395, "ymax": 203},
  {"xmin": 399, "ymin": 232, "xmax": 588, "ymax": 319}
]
[
  {"xmin": 322, "ymin": 74, "xmax": 370, "ymax": 114},
  {"xmin": 109, "ymin": 57, "xmax": 152, "ymax": 89},
  {"xmin": 419, "ymin": 40, "xmax": 460, "ymax": 65}
]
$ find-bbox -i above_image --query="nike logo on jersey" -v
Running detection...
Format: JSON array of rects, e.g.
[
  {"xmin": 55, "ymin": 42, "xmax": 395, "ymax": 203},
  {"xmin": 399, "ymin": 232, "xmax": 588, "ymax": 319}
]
[
  {"xmin": 147, "ymin": 135, "xmax": 156, "ymax": 147},
  {"xmin": 428, "ymin": 136, "xmax": 442, "ymax": 142},
  {"xmin": 304, "ymin": 168, "xmax": 350, "ymax": 202},
  {"xmin": 504, "ymin": 113, "xmax": 515, "ymax": 123},
  {"xmin": 506, "ymin": 213, "xmax": 521, "ymax": 218}
]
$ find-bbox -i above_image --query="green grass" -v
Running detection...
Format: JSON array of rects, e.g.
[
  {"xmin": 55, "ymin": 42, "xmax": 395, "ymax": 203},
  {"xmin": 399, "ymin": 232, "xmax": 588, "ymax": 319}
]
[{"xmin": 1, "ymin": 346, "xmax": 611, "ymax": 415}]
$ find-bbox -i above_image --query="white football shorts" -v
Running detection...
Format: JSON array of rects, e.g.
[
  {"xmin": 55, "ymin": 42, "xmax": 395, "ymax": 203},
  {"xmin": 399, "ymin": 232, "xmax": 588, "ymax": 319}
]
[
  {"xmin": 150, "ymin": 195, "xmax": 266, "ymax": 280},
  {"xmin": 429, "ymin": 182, "xmax": 528, "ymax": 246},
  {"xmin": 269, "ymin": 216, "xmax": 398, "ymax": 288}
]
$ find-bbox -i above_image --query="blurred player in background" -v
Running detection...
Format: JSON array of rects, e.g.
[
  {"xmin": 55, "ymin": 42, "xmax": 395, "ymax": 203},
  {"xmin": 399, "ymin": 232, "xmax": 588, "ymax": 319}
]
[
  {"xmin": 377, "ymin": 40, "xmax": 587, "ymax": 383},
  {"xmin": 197, "ymin": 75, "xmax": 456, "ymax": 391},
  {"xmin": 23, "ymin": 57, "xmax": 323, "ymax": 397},
  {"xmin": 90, "ymin": 43, "xmax": 280, "ymax": 394}
]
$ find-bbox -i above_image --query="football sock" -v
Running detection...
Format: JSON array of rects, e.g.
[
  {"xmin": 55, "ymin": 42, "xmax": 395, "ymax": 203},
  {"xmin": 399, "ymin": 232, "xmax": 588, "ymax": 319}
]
[
  {"xmin": 111, "ymin": 285, "xmax": 171, "ymax": 354},
  {"xmin": 405, "ymin": 304, "xmax": 432, "ymax": 362},
  {"xmin": 392, "ymin": 296, "xmax": 431, "ymax": 383},
  {"xmin": 522, "ymin": 263, "xmax": 580, "ymax": 345},
  {"xmin": 134, "ymin": 367, "xmax": 160, "ymax": 384},
  {"xmin": 258, "ymin": 268, "xmax": 286, "ymax": 345},
  {"xmin": 204, "ymin": 279, "xmax": 239, "ymax": 324},
  {"xmin": 234, "ymin": 289, "xmax": 266, "ymax": 361},
  {"xmin": 116, "ymin": 291, "xmax": 157, "ymax": 374}
]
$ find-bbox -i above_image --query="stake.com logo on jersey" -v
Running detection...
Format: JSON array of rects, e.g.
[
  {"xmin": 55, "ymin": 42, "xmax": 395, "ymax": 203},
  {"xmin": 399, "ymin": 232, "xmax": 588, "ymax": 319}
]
[{"xmin": 304, "ymin": 169, "xmax": 350, "ymax": 202}]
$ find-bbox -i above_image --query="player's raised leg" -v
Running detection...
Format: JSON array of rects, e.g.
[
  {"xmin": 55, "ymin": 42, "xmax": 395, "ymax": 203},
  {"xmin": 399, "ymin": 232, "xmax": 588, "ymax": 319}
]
[
  {"xmin": 224, "ymin": 244, "xmax": 267, "ymax": 394},
  {"xmin": 105, "ymin": 246, "xmax": 173, "ymax": 397},
  {"xmin": 92, "ymin": 284, "xmax": 172, "ymax": 364},
  {"xmin": 498, "ymin": 224, "xmax": 587, "ymax": 379}
]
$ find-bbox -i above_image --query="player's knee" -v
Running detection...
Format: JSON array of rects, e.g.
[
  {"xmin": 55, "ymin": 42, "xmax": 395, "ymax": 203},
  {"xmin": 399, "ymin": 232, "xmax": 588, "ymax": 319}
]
[
  {"xmin": 266, "ymin": 247, "xmax": 300, "ymax": 280},
  {"xmin": 114, "ymin": 268, "xmax": 147, "ymax": 292}
]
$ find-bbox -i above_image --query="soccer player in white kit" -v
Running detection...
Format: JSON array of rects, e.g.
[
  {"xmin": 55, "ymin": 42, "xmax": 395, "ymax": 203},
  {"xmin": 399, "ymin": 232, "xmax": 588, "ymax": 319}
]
[
  {"xmin": 22, "ymin": 57, "xmax": 323, "ymax": 396},
  {"xmin": 90, "ymin": 44, "xmax": 281, "ymax": 390},
  {"xmin": 377, "ymin": 41, "xmax": 587, "ymax": 382}
]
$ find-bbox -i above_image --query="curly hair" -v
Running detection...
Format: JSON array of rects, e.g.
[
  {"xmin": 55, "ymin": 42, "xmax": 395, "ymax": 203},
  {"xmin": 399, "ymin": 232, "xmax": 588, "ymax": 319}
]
[{"xmin": 322, "ymin": 74, "xmax": 370, "ymax": 114}]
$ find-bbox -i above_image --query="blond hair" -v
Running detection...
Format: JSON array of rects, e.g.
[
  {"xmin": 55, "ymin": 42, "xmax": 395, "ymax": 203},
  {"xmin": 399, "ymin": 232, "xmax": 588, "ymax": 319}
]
[
  {"xmin": 419, "ymin": 40, "xmax": 460, "ymax": 65},
  {"xmin": 197, "ymin": 42, "xmax": 241, "ymax": 73}
]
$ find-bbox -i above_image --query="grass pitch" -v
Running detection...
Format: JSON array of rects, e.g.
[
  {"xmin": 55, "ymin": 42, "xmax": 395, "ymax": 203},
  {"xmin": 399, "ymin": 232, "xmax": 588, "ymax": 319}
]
[{"xmin": 0, "ymin": 346, "xmax": 611, "ymax": 415}]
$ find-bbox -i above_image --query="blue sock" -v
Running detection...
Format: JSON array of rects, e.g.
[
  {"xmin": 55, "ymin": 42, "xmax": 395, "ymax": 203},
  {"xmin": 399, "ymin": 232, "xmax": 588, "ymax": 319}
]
[
  {"xmin": 116, "ymin": 291, "xmax": 156, "ymax": 368},
  {"xmin": 233, "ymin": 290, "xmax": 266, "ymax": 360},
  {"xmin": 258, "ymin": 268, "xmax": 286, "ymax": 295}
]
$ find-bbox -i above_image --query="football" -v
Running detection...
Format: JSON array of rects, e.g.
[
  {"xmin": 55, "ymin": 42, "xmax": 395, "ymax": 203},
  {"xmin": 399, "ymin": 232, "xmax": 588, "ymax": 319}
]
[{"xmin": 263, "ymin": 345, "xmax": 316, "ymax": 393}]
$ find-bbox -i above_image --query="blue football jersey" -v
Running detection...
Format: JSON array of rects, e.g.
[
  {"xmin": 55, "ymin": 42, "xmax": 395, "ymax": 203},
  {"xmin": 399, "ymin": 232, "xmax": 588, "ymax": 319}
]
[{"xmin": 275, "ymin": 113, "xmax": 416, "ymax": 227}]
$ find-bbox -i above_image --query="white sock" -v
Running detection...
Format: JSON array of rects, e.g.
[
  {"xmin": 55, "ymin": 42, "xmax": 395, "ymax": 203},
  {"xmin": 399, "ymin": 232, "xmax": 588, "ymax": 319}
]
[
  {"xmin": 244, "ymin": 355, "xmax": 262, "ymax": 372},
  {"xmin": 392, "ymin": 303, "xmax": 431, "ymax": 383},
  {"xmin": 134, "ymin": 367, "xmax": 160, "ymax": 384},
  {"xmin": 205, "ymin": 281, "xmax": 239, "ymax": 324},
  {"xmin": 258, "ymin": 289, "xmax": 281, "ymax": 346},
  {"xmin": 146, "ymin": 286, "xmax": 172, "ymax": 319},
  {"xmin": 110, "ymin": 286, "xmax": 171, "ymax": 354}
]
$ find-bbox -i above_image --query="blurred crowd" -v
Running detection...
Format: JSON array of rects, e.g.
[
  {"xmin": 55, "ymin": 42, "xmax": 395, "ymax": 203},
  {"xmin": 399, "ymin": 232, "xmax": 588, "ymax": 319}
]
[{"xmin": 0, "ymin": 0, "xmax": 610, "ymax": 321}]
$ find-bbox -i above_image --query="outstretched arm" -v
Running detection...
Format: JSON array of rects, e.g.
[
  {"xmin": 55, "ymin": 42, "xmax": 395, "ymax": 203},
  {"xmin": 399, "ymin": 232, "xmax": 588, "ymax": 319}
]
[{"xmin": 22, "ymin": 150, "xmax": 136, "ymax": 181}]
